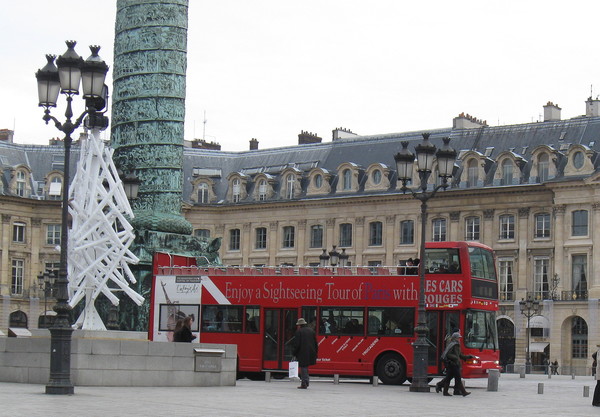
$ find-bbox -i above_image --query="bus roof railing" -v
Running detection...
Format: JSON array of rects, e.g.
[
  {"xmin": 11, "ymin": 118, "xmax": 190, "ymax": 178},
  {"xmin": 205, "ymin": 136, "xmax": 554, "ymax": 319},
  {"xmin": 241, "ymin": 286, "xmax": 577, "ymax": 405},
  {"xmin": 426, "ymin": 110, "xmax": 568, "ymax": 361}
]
[{"xmin": 156, "ymin": 265, "xmax": 420, "ymax": 277}]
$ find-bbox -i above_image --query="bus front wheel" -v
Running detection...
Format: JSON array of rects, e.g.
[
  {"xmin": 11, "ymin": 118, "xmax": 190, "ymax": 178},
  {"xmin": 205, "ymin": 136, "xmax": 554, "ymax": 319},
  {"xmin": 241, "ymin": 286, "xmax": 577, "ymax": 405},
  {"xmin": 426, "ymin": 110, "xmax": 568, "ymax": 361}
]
[{"xmin": 376, "ymin": 353, "xmax": 406, "ymax": 385}]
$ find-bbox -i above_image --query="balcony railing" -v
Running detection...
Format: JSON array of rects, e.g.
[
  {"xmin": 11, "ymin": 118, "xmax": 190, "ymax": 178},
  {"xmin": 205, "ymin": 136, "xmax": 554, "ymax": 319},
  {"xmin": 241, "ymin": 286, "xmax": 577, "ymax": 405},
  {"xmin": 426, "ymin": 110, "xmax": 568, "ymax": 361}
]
[{"xmin": 560, "ymin": 290, "xmax": 588, "ymax": 301}]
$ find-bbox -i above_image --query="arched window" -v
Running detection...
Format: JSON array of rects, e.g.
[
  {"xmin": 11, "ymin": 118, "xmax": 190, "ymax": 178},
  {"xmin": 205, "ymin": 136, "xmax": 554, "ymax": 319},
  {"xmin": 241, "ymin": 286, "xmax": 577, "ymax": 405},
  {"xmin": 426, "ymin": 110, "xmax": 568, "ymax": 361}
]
[
  {"xmin": 9, "ymin": 310, "xmax": 27, "ymax": 328},
  {"xmin": 538, "ymin": 153, "xmax": 549, "ymax": 182},
  {"xmin": 501, "ymin": 159, "xmax": 513, "ymax": 185},
  {"xmin": 286, "ymin": 174, "xmax": 295, "ymax": 199},
  {"xmin": 467, "ymin": 159, "xmax": 478, "ymax": 187},
  {"xmin": 198, "ymin": 183, "xmax": 209, "ymax": 203},
  {"xmin": 258, "ymin": 180, "xmax": 267, "ymax": 201},
  {"xmin": 400, "ymin": 220, "xmax": 414, "ymax": 245},
  {"xmin": 232, "ymin": 179, "xmax": 241, "ymax": 202},
  {"xmin": 314, "ymin": 174, "xmax": 323, "ymax": 189},
  {"xmin": 343, "ymin": 169, "xmax": 352, "ymax": 190},
  {"xmin": 369, "ymin": 221, "xmax": 383, "ymax": 246},
  {"xmin": 571, "ymin": 317, "xmax": 588, "ymax": 359}
]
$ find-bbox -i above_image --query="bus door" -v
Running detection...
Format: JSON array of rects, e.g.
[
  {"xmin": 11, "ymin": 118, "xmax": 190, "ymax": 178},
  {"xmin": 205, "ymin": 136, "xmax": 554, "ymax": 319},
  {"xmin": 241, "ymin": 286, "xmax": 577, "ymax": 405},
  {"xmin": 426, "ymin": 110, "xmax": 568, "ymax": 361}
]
[
  {"xmin": 426, "ymin": 311, "xmax": 440, "ymax": 370},
  {"xmin": 434, "ymin": 311, "xmax": 460, "ymax": 373},
  {"xmin": 263, "ymin": 308, "xmax": 298, "ymax": 370}
]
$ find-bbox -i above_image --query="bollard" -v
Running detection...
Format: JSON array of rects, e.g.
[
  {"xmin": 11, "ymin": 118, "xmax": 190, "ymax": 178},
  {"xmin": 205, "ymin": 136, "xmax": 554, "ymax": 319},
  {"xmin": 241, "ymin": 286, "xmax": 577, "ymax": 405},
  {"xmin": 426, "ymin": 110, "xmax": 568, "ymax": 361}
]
[
  {"xmin": 520, "ymin": 370, "xmax": 525, "ymax": 378},
  {"xmin": 584, "ymin": 386, "xmax": 590, "ymax": 397},
  {"xmin": 333, "ymin": 374, "xmax": 340, "ymax": 385},
  {"xmin": 372, "ymin": 376, "xmax": 379, "ymax": 387},
  {"xmin": 538, "ymin": 383, "xmax": 544, "ymax": 394},
  {"xmin": 572, "ymin": 373, "xmax": 576, "ymax": 380},
  {"xmin": 487, "ymin": 369, "xmax": 500, "ymax": 392},
  {"xmin": 265, "ymin": 371, "xmax": 272, "ymax": 382}
]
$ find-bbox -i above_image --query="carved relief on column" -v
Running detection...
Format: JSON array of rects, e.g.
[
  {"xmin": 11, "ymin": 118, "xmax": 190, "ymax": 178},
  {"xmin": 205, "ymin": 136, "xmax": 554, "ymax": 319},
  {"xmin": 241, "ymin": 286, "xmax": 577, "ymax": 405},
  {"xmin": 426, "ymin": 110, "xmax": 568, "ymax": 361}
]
[
  {"xmin": 269, "ymin": 221, "xmax": 278, "ymax": 231},
  {"xmin": 450, "ymin": 211, "xmax": 460, "ymax": 222},
  {"xmin": 2, "ymin": 214, "xmax": 11, "ymax": 223},
  {"xmin": 243, "ymin": 223, "xmax": 251, "ymax": 231},
  {"xmin": 518, "ymin": 207, "xmax": 530, "ymax": 218},
  {"xmin": 483, "ymin": 209, "xmax": 495, "ymax": 220},
  {"xmin": 355, "ymin": 217, "xmax": 365, "ymax": 226},
  {"xmin": 552, "ymin": 204, "xmax": 566, "ymax": 219},
  {"xmin": 298, "ymin": 219, "xmax": 307, "ymax": 228},
  {"xmin": 215, "ymin": 225, "xmax": 225, "ymax": 235},
  {"xmin": 31, "ymin": 218, "xmax": 42, "ymax": 227},
  {"xmin": 326, "ymin": 218, "xmax": 336, "ymax": 227},
  {"xmin": 386, "ymin": 215, "xmax": 396, "ymax": 224},
  {"xmin": 593, "ymin": 202, "xmax": 600, "ymax": 212}
]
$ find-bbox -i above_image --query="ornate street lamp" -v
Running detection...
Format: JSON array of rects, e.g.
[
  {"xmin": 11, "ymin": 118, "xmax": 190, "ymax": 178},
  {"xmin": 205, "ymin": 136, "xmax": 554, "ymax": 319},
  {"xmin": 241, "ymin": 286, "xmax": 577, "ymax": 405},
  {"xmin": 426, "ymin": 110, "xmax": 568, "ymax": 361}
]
[
  {"xmin": 329, "ymin": 245, "xmax": 340, "ymax": 267},
  {"xmin": 519, "ymin": 296, "xmax": 541, "ymax": 373},
  {"xmin": 339, "ymin": 248, "xmax": 349, "ymax": 268},
  {"xmin": 394, "ymin": 133, "xmax": 457, "ymax": 392},
  {"xmin": 36, "ymin": 40, "xmax": 109, "ymax": 395},
  {"xmin": 37, "ymin": 271, "xmax": 56, "ymax": 329},
  {"xmin": 319, "ymin": 249, "xmax": 330, "ymax": 267},
  {"xmin": 121, "ymin": 171, "xmax": 141, "ymax": 200}
]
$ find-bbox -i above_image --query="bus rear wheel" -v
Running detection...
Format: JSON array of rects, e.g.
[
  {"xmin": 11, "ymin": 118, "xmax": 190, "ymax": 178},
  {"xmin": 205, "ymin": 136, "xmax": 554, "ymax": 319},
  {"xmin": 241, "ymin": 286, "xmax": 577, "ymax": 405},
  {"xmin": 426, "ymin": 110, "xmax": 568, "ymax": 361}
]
[{"xmin": 376, "ymin": 353, "xmax": 406, "ymax": 385}]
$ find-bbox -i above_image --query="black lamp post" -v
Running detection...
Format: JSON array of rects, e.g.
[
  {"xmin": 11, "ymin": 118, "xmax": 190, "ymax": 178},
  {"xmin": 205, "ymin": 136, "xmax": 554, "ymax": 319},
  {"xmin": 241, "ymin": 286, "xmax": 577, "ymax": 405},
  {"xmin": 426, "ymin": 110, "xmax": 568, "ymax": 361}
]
[
  {"xmin": 36, "ymin": 40, "xmax": 109, "ymax": 395},
  {"xmin": 339, "ymin": 248, "xmax": 349, "ymax": 268},
  {"xmin": 394, "ymin": 133, "xmax": 457, "ymax": 392},
  {"xmin": 319, "ymin": 249, "xmax": 330, "ymax": 267},
  {"xmin": 37, "ymin": 271, "xmax": 56, "ymax": 329},
  {"xmin": 329, "ymin": 245, "xmax": 340, "ymax": 267},
  {"xmin": 519, "ymin": 296, "xmax": 541, "ymax": 373}
]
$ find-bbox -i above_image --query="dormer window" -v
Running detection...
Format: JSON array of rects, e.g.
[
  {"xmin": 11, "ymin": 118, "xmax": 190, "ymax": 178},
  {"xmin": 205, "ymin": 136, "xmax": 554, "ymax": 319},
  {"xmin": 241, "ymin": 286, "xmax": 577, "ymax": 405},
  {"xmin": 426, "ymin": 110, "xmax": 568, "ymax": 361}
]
[
  {"xmin": 501, "ymin": 159, "xmax": 513, "ymax": 185},
  {"xmin": 343, "ymin": 169, "xmax": 352, "ymax": 190},
  {"xmin": 467, "ymin": 159, "xmax": 478, "ymax": 187},
  {"xmin": 538, "ymin": 153, "xmax": 549, "ymax": 182},
  {"xmin": 15, "ymin": 171, "xmax": 26, "ymax": 197},
  {"xmin": 286, "ymin": 174, "xmax": 295, "ymax": 199},
  {"xmin": 372, "ymin": 169, "xmax": 382, "ymax": 185},
  {"xmin": 232, "ymin": 179, "xmax": 241, "ymax": 202},
  {"xmin": 49, "ymin": 176, "xmax": 62, "ymax": 200},
  {"xmin": 258, "ymin": 180, "xmax": 267, "ymax": 201},
  {"xmin": 198, "ymin": 183, "xmax": 209, "ymax": 203},
  {"xmin": 314, "ymin": 174, "xmax": 323, "ymax": 188}
]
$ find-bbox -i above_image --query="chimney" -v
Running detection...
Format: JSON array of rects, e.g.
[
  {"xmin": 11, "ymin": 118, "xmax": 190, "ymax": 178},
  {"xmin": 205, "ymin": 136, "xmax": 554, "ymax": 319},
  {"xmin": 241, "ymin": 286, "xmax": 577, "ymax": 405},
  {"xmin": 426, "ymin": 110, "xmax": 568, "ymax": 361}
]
[
  {"xmin": 298, "ymin": 131, "xmax": 322, "ymax": 145},
  {"xmin": 332, "ymin": 127, "xmax": 358, "ymax": 141},
  {"xmin": 192, "ymin": 139, "xmax": 221, "ymax": 150},
  {"xmin": 543, "ymin": 101, "xmax": 561, "ymax": 121},
  {"xmin": 0, "ymin": 129, "xmax": 14, "ymax": 143},
  {"xmin": 453, "ymin": 113, "xmax": 488, "ymax": 129},
  {"xmin": 249, "ymin": 138, "xmax": 259, "ymax": 150},
  {"xmin": 586, "ymin": 96, "xmax": 600, "ymax": 117}
]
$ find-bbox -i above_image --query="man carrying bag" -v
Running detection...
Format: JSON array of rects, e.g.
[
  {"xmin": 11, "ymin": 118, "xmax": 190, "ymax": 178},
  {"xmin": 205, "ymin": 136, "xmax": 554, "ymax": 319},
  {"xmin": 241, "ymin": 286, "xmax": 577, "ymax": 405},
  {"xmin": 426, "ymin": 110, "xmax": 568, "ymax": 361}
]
[{"xmin": 292, "ymin": 318, "xmax": 318, "ymax": 389}]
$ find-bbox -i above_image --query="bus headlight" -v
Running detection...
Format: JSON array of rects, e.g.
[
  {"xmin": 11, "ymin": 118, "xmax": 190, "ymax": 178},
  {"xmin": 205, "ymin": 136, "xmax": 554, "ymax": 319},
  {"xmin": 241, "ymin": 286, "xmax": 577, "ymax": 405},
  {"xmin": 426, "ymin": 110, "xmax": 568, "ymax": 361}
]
[{"xmin": 466, "ymin": 356, "xmax": 481, "ymax": 365}]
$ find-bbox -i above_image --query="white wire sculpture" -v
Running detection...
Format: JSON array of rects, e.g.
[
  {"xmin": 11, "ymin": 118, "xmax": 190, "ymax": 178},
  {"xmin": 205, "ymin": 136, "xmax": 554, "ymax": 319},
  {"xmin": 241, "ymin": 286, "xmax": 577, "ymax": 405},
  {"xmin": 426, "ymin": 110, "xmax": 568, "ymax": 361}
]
[{"xmin": 68, "ymin": 129, "xmax": 144, "ymax": 330}]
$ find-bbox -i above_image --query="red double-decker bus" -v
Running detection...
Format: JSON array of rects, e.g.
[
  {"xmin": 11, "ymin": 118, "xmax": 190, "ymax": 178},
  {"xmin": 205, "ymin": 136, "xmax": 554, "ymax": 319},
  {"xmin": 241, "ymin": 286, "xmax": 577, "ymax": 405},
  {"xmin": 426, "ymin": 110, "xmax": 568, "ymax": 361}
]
[{"xmin": 150, "ymin": 241, "xmax": 500, "ymax": 384}]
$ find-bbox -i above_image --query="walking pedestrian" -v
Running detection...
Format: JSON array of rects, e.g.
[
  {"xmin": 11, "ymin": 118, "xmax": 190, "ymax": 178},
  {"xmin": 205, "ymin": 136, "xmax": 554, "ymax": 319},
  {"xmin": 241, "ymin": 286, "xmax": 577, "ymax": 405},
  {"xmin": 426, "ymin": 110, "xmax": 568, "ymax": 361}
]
[
  {"xmin": 292, "ymin": 317, "xmax": 318, "ymax": 389},
  {"xmin": 592, "ymin": 345, "xmax": 600, "ymax": 406},
  {"xmin": 436, "ymin": 331, "xmax": 475, "ymax": 397},
  {"xmin": 175, "ymin": 315, "xmax": 196, "ymax": 343}
]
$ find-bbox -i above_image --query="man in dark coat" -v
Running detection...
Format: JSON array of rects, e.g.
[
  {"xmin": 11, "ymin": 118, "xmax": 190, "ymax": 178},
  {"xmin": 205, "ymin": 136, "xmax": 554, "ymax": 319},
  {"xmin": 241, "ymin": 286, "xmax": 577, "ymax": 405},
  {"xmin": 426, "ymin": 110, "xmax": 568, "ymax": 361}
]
[
  {"xmin": 436, "ymin": 331, "xmax": 474, "ymax": 397},
  {"xmin": 293, "ymin": 318, "xmax": 318, "ymax": 389}
]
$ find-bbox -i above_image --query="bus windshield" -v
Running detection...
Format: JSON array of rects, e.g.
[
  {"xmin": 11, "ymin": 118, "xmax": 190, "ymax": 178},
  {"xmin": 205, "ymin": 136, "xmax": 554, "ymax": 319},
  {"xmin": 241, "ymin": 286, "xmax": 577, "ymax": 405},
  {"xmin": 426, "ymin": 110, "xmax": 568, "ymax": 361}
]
[
  {"xmin": 464, "ymin": 310, "xmax": 498, "ymax": 350},
  {"xmin": 424, "ymin": 248, "xmax": 461, "ymax": 274},
  {"xmin": 468, "ymin": 246, "xmax": 497, "ymax": 280}
]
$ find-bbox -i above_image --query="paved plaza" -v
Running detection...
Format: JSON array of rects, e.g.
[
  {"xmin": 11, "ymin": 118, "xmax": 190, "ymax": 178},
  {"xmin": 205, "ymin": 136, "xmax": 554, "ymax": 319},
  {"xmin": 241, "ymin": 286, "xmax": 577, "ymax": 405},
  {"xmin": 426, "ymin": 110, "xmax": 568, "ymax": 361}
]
[{"xmin": 0, "ymin": 373, "xmax": 596, "ymax": 417}]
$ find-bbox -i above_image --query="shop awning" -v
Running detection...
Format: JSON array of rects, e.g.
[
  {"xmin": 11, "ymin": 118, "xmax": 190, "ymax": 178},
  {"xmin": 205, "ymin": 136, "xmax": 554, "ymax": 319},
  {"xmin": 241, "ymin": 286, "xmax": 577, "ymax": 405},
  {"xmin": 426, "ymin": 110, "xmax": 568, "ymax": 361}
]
[
  {"xmin": 529, "ymin": 342, "xmax": 549, "ymax": 353},
  {"xmin": 527, "ymin": 315, "xmax": 550, "ymax": 328}
]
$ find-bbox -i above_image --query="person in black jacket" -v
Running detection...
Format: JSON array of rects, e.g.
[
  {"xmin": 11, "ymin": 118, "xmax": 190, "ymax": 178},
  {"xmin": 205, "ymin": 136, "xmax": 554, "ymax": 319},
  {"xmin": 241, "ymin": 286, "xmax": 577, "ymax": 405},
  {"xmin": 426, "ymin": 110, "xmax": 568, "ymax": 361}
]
[
  {"xmin": 436, "ymin": 331, "xmax": 474, "ymax": 397},
  {"xmin": 292, "ymin": 318, "xmax": 318, "ymax": 389},
  {"xmin": 175, "ymin": 315, "xmax": 196, "ymax": 343}
]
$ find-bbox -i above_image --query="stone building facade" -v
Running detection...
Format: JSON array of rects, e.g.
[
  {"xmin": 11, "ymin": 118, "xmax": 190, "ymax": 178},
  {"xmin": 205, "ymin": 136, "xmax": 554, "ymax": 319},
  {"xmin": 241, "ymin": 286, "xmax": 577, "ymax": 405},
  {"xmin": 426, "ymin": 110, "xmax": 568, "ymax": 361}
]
[{"xmin": 2, "ymin": 99, "xmax": 600, "ymax": 374}]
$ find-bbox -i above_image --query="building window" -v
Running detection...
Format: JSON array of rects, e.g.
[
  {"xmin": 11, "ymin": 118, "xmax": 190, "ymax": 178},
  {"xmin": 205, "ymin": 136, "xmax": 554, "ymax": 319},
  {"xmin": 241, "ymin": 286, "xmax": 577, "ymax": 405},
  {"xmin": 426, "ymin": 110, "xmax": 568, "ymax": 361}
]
[
  {"xmin": 15, "ymin": 171, "xmax": 26, "ymax": 197},
  {"xmin": 283, "ymin": 226, "xmax": 295, "ymax": 248},
  {"xmin": 286, "ymin": 174, "xmax": 295, "ymax": 199},
  {"xmin": 258, "ymin": 180, "xmax": 267, "ymax": 201},
  {"xmin": 46, "ymin": 224, "xmax": 61, "ymax": 245},
  {"xmin": 194, "ymin": 229, "xmax": 210, "ymax": 239},
  {"xmin": 372, "ymin": 169, "xmax": 382, "ymax": 185},
  {"xmin": 432, "ymin": 218, "xmax": 446, "ymax": 242},
  {"xmin": 572, "ymin": 210, "xmax": 588, "ymax": 236},
  {"xmin": 310, "ymin": 224, "xmax": 323, "ymax": 248},
  {"xmin": 467, "ymin": 159, "xmax": 478, "ymax": 187},
  {"xmin": 369, "ymin": 221, "xmax": 383, "ymax": 246},
  {"xmin": 534, "ymin": 213, "xmax": 551, "ymax": 238},
  {"xmin": 571, "ymin": 317, "xmax": 588, "ymax": 359},
  {"xmin": 314, "ymin": 174, "xmax": 323, "ymax": 189},
  {"xmin": 538, "ymin": 153, "xmax": 549, "ymax": 182},
  {"xmin": 533, "ymin": 258, "xmax": 549, "ymax": 300},
  {"xmin": 229, "ymin": 229, "xmax": 241, "ymax": 251},
  {"xmin": 339, "ymin": 223, "xmax": 353, "ymax": 247},
  {"xmin": 255, "ymin": 227, "xmax": 267, "ymax": 249},
  {"xmin": 573, "ymin": 151, "xmax": 585, "ymax": 169},
  {"xmin": 501, "ymin": 159, "xmax": 513, "ymax": 185},
  {"xmin": 400, "ymin": 220, "xmax": 414, "ymax": 245},
  {"xmin": 198, "ymin": 183, "xmax": 209, "ymax": 203},
  {"xmin": 49, "ymin": 176, "xmax": 62, "ymax": 200},
  {"xmin": 498, "ymin": 259, "xmax": 514, "ymax": 301},
  {"xmin": 499, "ymin": 214, "xmax": 515, "ymax": 240},
  {"xmin": 232, "ymin": 179, "xmax": 241, "ymax": 202},
  {"xmin": 11, "ymin": 259, "xmax": 24, "ymax": 295},
  {"xmin": 572, "ymin": 254, "xmax": 587, "ymax": 299},
  {"xmin": 13, "ymin": 222, "xmax": 26, "ymax": 243},
  {"xmin": 343, "ymin": 169, "xmax": 352, "ymax": 190},
  {"xmin": 465, "ymin": 216, "xmax": 480, "ymax": 241}
]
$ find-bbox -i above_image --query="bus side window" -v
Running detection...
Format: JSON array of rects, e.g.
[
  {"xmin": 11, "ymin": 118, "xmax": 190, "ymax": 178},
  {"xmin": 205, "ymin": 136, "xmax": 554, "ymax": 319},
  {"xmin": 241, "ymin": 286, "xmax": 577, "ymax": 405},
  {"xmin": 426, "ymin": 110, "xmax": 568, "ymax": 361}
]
[
  {"xmin": 368, "ymin": 307, "xmax": 414, "ymax": 336},
  {"xmin": 245, "ymin": 306, "xmax": 260, "ymax": 333}
]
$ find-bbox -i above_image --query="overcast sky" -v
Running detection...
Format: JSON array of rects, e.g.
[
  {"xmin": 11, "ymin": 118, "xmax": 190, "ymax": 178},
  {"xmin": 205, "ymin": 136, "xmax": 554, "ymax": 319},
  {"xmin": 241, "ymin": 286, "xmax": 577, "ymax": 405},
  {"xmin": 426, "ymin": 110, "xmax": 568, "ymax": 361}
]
[{"xmin": 1, "ymin": 0, "xmax": 599, "ymax": 151}]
